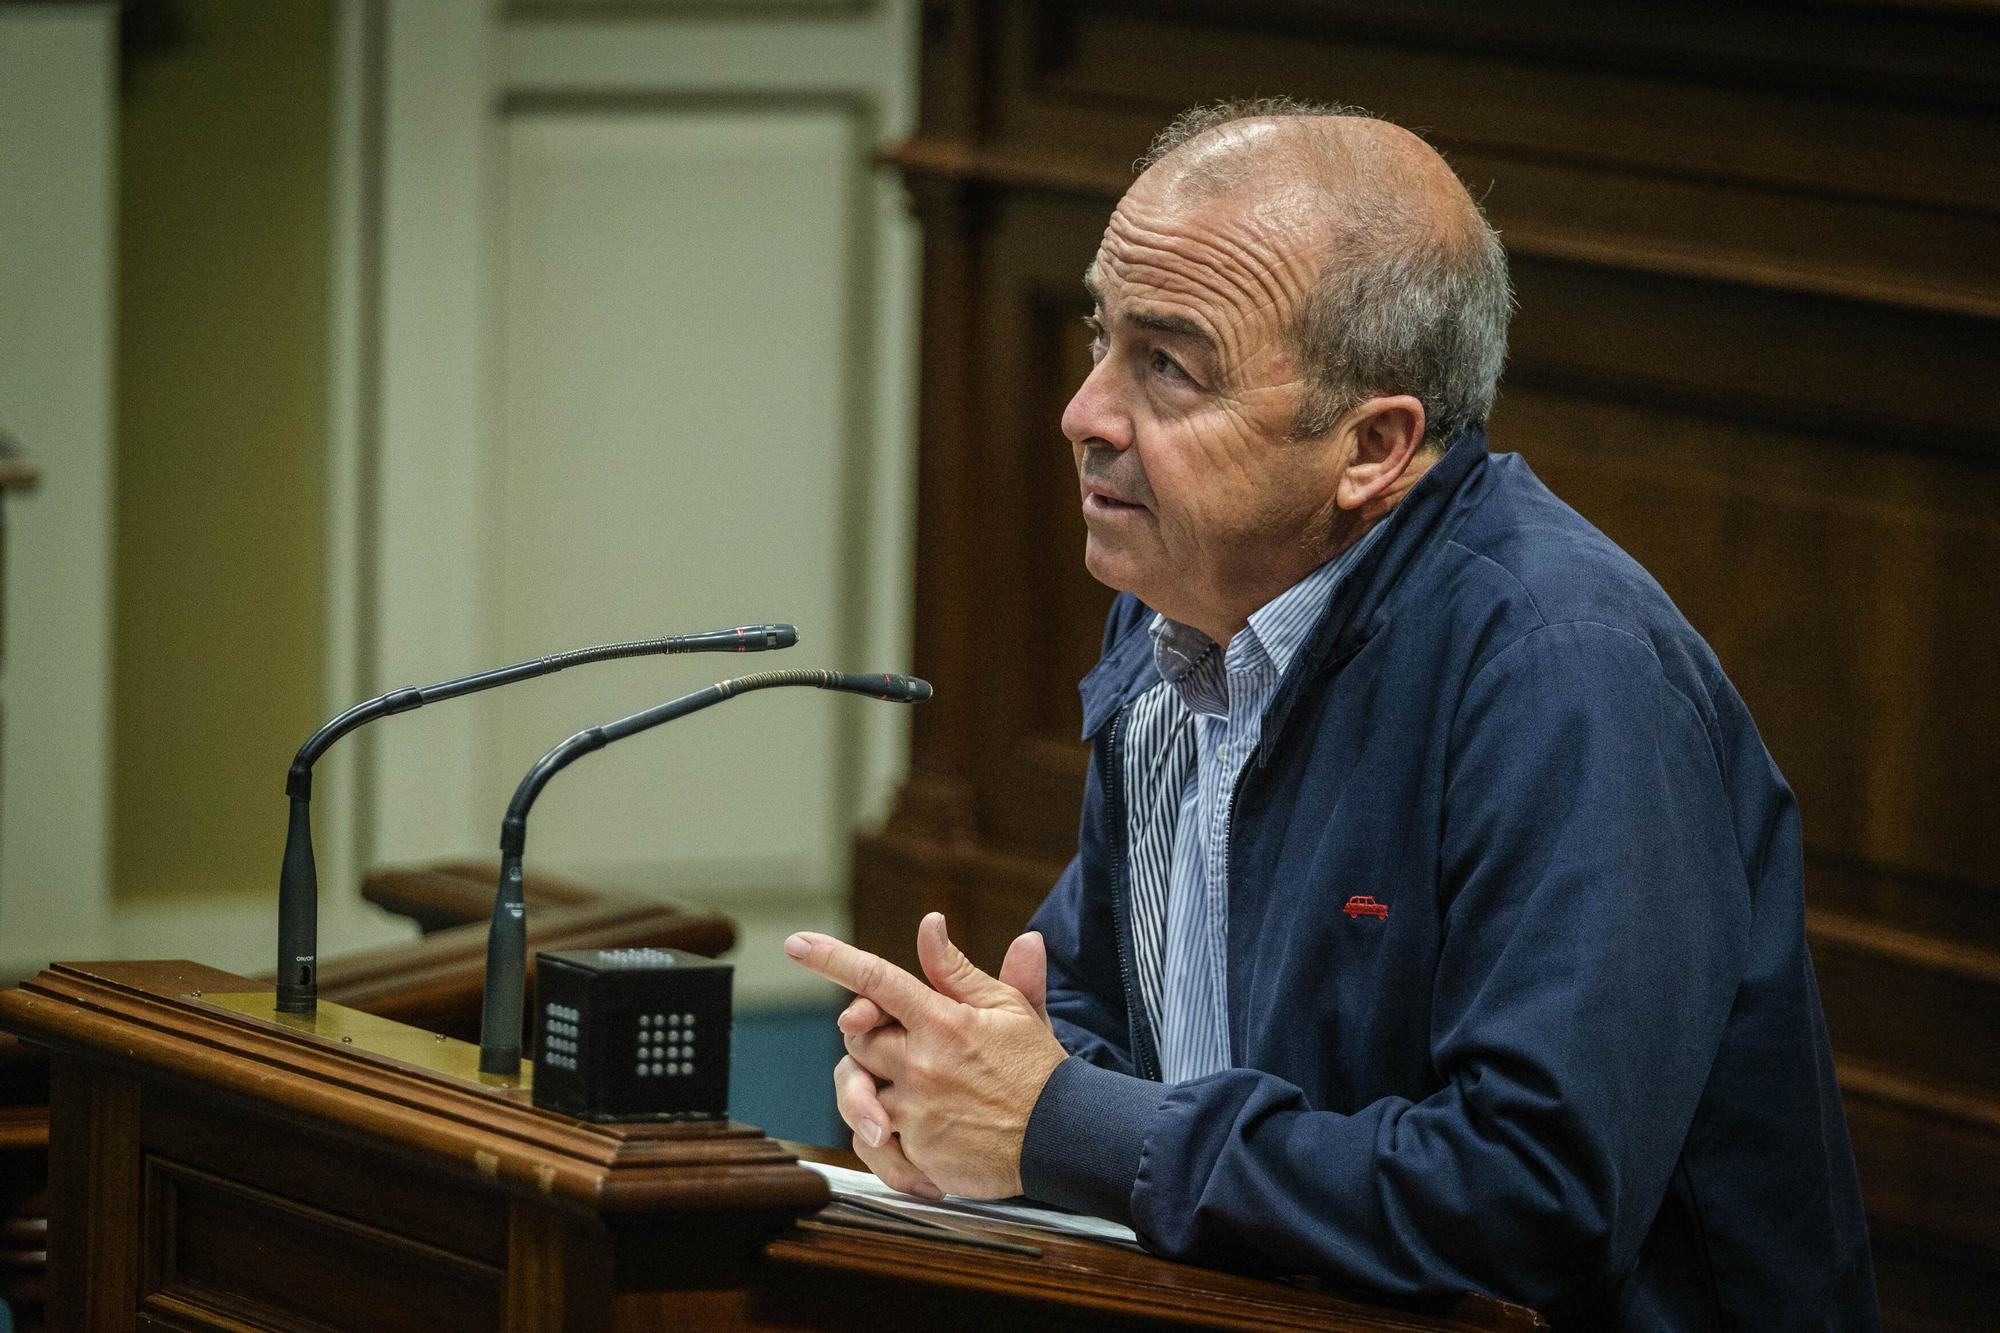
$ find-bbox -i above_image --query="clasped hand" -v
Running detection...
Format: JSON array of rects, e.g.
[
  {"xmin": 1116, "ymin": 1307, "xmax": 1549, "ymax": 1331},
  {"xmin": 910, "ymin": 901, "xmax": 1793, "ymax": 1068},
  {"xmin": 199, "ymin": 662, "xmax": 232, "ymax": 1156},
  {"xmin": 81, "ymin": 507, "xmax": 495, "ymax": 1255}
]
[{"xmin": 782, "ymin": 912, "xmax": 1068, "ymax": 1200}]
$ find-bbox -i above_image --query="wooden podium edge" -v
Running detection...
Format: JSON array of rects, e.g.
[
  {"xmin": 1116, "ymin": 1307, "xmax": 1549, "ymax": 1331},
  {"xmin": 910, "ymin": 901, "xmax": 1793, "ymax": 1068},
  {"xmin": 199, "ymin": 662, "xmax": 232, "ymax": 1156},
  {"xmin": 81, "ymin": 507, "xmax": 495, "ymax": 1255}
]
[
  {"xmin": 3, "ymin": 962, "xmax": 1545, "ymax": 1330},
  {"xmin": 0, "ymin": 960, "xmax": 828, "ymax": 1222}
]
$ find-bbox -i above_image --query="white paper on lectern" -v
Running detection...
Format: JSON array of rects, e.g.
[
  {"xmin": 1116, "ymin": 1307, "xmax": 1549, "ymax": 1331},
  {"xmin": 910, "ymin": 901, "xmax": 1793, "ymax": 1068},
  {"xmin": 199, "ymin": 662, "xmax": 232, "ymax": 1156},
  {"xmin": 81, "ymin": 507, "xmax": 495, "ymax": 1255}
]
[{"xmin": 802, "ymin": 1160, "xmax": 1142, "ymax": 1248}]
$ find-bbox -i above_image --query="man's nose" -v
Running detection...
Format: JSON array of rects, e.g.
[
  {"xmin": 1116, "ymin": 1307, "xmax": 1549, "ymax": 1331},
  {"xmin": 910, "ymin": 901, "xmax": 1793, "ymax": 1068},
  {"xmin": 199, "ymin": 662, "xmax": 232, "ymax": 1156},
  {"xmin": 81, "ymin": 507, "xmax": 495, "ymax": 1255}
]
[{"xmin": 1061, "ymin": 357, "xmax": 1132, "ymax": 452}]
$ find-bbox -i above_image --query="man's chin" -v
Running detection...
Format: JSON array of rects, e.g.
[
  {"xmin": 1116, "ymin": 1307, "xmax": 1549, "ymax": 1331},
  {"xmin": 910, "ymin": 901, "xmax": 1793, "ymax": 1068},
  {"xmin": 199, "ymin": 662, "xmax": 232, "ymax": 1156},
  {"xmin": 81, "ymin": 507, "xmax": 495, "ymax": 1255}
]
[{"xmin": 1081, "ymin": 541, "xmax": 1153, "ymax": 603}]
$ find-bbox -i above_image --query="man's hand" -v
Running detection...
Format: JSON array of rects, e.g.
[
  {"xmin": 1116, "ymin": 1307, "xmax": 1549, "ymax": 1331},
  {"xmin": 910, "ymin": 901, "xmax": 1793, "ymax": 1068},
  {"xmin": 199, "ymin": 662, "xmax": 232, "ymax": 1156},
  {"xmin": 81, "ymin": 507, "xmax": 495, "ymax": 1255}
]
[{"xmin": 784, "ymin": 912, "xmax": 1066, "ymax": 1200}]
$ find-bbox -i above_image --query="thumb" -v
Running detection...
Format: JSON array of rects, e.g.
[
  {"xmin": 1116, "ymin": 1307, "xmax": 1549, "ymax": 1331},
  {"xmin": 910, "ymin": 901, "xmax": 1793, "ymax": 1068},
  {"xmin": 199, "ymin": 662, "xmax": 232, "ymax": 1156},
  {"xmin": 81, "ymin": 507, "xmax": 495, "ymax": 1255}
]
[
  {"xmin": 998, "ymin": 930, "xmax": 1049, "ymax": 1026},
  {"xmin": 914, "ymin": 912, "xmax": 1016, "ymax": 1009}
]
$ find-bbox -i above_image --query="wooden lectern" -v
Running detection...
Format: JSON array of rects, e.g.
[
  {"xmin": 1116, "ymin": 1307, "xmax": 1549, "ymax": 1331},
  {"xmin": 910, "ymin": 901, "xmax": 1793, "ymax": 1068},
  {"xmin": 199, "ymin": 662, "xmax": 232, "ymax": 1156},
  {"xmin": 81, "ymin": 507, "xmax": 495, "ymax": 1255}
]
[{"xmin": 0, "ymin": 961, "xmax": 1543, "ymax": 1330}]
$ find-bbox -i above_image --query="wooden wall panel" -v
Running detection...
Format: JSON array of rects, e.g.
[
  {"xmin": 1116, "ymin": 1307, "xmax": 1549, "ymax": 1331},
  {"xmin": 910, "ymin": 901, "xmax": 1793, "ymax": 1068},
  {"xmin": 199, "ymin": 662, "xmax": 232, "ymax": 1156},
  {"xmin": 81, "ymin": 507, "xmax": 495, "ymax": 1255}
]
[
  {"xmin": 1496, "ymin": 385, "xmax": 2000, "ymax": 886},
  {"xmin": 143, "ymin": 1160, "xmax": 505, "ymax": 1331},
  {"xmin": 860, "ymin": 3, "xmax": 2000, "ymax": 1324},
  {"xmin": 972, "ymin": 192, "xmax": 1118, "ymax": 861}
]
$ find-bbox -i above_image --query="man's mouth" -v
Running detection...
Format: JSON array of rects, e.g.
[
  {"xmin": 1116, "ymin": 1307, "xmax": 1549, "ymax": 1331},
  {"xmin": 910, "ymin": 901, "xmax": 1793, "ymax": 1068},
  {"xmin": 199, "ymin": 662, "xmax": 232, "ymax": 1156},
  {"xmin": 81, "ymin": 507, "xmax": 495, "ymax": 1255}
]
[{"xmin": 1084, "ymin": 487, "xmax": 1146, "ymax": 513}]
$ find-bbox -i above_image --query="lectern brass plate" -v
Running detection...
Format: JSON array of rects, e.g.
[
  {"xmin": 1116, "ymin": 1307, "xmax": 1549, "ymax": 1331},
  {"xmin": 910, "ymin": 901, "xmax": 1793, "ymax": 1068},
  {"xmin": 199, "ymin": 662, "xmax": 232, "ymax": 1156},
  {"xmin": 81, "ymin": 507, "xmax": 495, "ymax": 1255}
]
[{"xmin": 202, "ymin": 993, "xmax": 532, "ymax": 1090}]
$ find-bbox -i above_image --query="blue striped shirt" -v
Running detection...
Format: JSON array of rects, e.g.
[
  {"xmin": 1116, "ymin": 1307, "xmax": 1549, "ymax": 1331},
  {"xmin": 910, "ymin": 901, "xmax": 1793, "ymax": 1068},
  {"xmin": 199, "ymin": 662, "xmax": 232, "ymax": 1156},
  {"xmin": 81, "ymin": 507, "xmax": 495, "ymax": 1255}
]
[{"xmin": 1128, "ymin": 531, "xmax": 1383, "ymax": 1084}]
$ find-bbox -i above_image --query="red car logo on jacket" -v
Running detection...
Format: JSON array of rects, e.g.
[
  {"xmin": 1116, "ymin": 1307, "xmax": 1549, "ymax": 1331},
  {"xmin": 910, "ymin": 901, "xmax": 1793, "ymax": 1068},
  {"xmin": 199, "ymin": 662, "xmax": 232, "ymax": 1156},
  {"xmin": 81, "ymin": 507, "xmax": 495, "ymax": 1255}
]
[{"xmin": 1344, "ymin": 895, "xmax": 1389, "ymax": 920}]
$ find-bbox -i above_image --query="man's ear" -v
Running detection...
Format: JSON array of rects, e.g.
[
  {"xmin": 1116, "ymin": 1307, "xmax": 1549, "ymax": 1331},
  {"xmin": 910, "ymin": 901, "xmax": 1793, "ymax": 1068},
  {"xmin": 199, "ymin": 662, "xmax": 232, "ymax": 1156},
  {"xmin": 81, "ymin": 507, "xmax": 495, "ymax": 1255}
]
[{"xmin": 1335, "ymin": 395, "xmax": 1426, "ymax": 512}]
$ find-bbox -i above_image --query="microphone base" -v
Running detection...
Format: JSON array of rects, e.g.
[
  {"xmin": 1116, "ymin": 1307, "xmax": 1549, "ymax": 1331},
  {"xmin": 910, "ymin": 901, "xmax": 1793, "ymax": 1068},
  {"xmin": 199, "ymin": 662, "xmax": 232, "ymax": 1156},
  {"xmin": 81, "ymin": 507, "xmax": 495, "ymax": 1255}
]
[{"xmin": 199, "ymin": 992, "xmax": 534, "ymax": 1089}]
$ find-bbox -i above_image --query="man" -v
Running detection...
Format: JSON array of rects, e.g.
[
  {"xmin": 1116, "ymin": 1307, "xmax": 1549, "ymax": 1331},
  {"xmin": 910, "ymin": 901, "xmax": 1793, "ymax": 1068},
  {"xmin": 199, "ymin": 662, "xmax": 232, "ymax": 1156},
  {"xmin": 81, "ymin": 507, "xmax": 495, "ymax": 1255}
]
[{"xmin": 785, "ymin": 99, "xmax": 1878, "ymax": 1327}]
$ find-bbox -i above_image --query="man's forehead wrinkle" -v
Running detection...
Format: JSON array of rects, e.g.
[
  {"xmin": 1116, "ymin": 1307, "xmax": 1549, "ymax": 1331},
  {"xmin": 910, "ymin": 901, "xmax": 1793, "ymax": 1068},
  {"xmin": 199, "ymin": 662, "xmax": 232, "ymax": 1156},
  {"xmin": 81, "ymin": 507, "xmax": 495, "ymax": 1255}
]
[
  {"xmin": 1103, "ymin": 245, "xmax": 1277, "ymax": 355},
  {"xmin": 1102, "ymin": 258, "xmax": 1235, "ymax": 351},
  {"xmin": 1194, "ymin": 210, "xmax": 1318, "ymax": 317},
  {"xmin": 1111, "ymin": 192, "xmax": 1310, "ymax": 291},
  {"xmin": 1101, "ymin": 198, "xmax": 1316, "ymax": 354}
]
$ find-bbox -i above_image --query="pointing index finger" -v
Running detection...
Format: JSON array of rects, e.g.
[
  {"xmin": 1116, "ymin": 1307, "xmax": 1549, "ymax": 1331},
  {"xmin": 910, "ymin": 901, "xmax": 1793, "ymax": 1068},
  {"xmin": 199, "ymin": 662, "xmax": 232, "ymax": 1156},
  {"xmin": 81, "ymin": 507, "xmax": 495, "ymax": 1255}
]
[{"xmin": 784, "ymin": 932, "xmax": 940, "ymax": 1028}]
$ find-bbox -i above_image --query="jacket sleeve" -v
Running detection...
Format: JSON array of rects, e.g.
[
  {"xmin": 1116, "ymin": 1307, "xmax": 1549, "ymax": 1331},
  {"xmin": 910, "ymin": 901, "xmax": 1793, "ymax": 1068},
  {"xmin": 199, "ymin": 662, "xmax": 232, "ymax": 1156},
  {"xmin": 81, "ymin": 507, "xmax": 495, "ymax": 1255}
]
[{"xmin": 1019, "ymin": 621, "xmax": 1752, "ymax": 1312}]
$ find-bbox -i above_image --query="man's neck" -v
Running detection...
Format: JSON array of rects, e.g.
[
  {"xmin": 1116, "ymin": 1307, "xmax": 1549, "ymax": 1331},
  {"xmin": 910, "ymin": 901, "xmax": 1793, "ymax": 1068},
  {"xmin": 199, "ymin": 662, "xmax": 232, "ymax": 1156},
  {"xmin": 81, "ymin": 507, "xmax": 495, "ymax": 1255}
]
[
  {"xmin": 1199, "ymin": 520, "xmax": 1378, "ymax": 648},
  {"xmin": 1196, "ymin": 455, "xmax": 1442, "ymax": 645}
]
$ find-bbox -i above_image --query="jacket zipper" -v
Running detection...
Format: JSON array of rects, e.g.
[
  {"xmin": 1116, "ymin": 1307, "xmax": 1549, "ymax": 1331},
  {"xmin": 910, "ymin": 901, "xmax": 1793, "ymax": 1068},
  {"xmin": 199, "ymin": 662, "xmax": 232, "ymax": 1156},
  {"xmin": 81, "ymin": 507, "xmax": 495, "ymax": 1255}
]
[{"xmin": 1102, "ymin": 707, "xmax": 1161, "ymax": 1082}]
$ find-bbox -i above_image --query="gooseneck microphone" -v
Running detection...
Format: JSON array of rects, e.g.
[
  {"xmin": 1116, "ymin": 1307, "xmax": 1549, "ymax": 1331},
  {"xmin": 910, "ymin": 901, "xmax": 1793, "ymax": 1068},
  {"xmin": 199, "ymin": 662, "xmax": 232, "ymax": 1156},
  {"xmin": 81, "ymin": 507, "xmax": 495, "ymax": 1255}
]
[
  {"xmin": 476, "ymin": 669, "xmax": 933, "ymax": 1075},
  {"xmin": 275, "ymin": 625, "xmax": 798, "ymax": 1015}
]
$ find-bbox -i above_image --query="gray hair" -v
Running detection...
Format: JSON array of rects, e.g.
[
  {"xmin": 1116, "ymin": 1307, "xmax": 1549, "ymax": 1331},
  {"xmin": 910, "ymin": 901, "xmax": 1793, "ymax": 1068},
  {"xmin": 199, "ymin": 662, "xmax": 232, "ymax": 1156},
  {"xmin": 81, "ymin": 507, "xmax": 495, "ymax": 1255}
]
[{"xmin": 1139, "ymin": 99, "xmax": 1513, "ymax": 449}]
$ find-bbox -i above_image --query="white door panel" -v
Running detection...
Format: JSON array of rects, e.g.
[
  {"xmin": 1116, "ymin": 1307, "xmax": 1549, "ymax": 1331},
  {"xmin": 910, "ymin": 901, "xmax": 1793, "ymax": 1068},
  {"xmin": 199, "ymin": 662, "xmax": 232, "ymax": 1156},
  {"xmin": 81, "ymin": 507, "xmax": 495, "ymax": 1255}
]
[
  {"xmin": 489, "ymin": 109, "xmax": 854, "ymax": 885},
  {"xmin": 352, "ymin": 1, "xmax": 918, "ymax": 1001}
]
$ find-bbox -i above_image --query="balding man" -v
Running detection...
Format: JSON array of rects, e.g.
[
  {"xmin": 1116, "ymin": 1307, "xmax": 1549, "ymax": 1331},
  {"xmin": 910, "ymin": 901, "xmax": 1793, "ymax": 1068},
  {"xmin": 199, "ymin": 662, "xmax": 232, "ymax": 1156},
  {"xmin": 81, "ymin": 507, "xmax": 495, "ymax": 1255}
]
[{"xmin": 786, "ymin": 100, "xmax": 1878, "ymax": 1328}]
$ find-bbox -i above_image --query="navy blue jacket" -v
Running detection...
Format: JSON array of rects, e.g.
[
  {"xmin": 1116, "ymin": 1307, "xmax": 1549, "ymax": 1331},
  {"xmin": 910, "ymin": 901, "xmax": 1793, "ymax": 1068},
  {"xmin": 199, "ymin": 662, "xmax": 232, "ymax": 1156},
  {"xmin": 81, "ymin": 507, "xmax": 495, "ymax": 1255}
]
[{"xmin": 1020, "ymin": 432, "xmax": 1878, "ymax": 1328}]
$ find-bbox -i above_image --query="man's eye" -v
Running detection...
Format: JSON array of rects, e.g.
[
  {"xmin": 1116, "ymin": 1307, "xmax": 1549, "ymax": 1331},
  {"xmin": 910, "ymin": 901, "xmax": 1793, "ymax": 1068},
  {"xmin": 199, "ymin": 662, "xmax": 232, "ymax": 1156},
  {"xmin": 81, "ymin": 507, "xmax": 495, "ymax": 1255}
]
[{"xmin": 1150, "ymin": 349, "xmax": 1194, "ymax": 384}]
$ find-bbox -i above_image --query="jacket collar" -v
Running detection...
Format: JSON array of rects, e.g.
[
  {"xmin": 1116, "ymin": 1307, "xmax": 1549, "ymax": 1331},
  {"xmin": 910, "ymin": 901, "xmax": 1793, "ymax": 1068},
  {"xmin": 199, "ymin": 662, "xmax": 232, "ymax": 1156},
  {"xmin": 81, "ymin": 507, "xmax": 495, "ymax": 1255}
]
[
  {"xmin": 1079, "ymin": 598, "xmax": 1165, "ymax": 740},
  {"xmin": 1255, "ymin": 426, "xmax": 1489, "ymax": 756},
  {"xmin": 1077, "ymin": 426, "xmax": 1492, "ymax": 743}
]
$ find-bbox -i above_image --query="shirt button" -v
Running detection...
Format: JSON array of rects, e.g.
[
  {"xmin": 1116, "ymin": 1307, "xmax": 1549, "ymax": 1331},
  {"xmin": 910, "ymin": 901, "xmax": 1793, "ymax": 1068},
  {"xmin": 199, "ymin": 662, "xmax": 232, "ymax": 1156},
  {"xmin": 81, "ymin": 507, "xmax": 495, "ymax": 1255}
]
[{"xmin": 1217, "ymin": 744, "xmax": 1228, "ymax": 761}]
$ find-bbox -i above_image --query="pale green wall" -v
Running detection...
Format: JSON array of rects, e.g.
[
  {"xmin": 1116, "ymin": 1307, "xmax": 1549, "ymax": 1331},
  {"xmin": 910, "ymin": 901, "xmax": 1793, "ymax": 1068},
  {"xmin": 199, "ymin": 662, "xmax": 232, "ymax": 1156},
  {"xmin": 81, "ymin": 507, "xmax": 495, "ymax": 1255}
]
[
  {"xmin": 112, "ymin": 1, "xmax": 334, "ymax": 902},
  {"xmin": 0, "ymin": 4, "xmax": 119, "ymax": 982}
]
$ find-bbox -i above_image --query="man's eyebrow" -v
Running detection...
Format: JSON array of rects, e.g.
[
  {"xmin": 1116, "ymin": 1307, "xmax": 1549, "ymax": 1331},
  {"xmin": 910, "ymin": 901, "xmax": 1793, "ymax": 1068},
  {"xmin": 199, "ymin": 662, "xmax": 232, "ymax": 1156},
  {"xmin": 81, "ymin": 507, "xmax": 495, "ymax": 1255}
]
[
  {"xmin": 1123, "ymin": 309, "xmax": 1217, "ymax": 357},
  {"xmin": 1081, "ymin": 264, "xmax": 1221, "ymax": 367}
]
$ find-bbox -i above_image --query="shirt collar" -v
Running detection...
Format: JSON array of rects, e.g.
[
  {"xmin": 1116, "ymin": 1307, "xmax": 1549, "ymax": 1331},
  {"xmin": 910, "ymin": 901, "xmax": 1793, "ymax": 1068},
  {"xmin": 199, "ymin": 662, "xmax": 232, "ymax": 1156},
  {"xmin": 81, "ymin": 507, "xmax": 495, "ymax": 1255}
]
[{"xmin": 1148, "ymin": 617, "xmax": 1215, "ymax": 685}]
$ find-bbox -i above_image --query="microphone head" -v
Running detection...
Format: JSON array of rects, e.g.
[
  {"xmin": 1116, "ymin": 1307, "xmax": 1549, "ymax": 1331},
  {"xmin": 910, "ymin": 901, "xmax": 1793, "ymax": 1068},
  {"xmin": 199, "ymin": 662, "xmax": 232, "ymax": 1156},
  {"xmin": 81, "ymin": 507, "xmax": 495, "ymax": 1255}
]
[
  {"xmin": 682, "ymin": 624, "xmax": 797, "ymax": 653},
  {"xmin": 868, "ymin": 673, "xmax": 932, "ymax": 703},
  {"xmin": 732, "ymin": 623, "xmax": 797, "ymax": 650}
]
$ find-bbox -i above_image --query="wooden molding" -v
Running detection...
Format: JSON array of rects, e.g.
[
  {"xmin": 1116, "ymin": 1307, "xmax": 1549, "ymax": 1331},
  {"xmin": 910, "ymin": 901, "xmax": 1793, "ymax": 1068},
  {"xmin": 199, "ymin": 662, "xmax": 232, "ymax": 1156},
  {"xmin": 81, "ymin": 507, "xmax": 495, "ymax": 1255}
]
[
  {"xmin": 883, "ymin": 136, "xmax": 2000, "ymax": 324},
  {"xmin": 0, "ymin": 961, "xmax": 825, "ymax": 1221}
]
